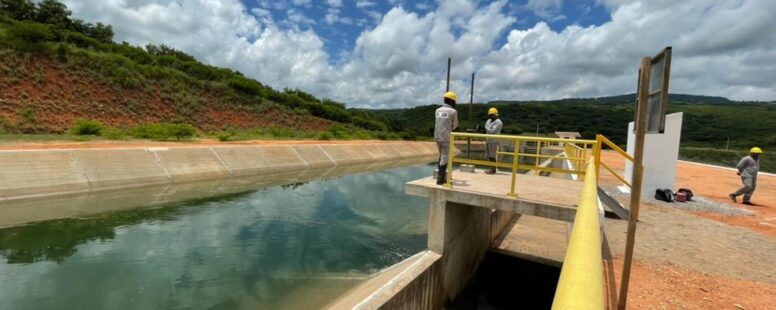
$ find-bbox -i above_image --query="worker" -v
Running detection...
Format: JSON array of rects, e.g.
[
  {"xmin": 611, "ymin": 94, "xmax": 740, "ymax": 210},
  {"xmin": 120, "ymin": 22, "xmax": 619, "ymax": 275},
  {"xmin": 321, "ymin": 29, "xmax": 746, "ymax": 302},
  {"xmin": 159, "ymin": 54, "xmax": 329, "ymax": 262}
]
[
  {"xmin": 729, "ymin": 147, "xmax": 763, "ymax": 205},
  {"xmin": 435, "ymin": 91, "xmax": 458, "ymax": 185},
  {"xmin": 484, "ymin": 107, "xmax": 502, "ymax": 174}
]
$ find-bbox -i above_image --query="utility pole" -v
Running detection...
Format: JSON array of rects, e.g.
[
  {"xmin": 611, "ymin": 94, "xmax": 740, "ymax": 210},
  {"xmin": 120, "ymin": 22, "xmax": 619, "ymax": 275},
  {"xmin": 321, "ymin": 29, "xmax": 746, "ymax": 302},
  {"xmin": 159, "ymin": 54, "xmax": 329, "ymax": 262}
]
[
  {"xmin": 469, "ymin": 72, "xmax": 474, "ymax": 127},
  {"xmin": 466, "ymin": 72, "xmax": 475, "ymax": 159},
  {"xmin": 445, "ymin": 57, "xmax": 451, "ymax": 92}
]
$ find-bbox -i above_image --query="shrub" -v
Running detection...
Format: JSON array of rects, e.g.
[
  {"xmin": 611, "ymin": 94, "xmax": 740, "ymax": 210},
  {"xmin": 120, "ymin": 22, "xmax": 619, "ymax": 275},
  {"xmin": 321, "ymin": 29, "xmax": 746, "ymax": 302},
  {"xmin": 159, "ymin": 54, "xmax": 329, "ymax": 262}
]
[
  {"xmin": 69, "ymin": 118, "xmax": 104, "ymax": 135},
  {"xmin": 9, "ymin": 21, "xmax": 53, "ymax": 42},
  {"xmin": 130, "ymin": 123, "xmax": 196, "ymax": 141},
  {"xmin": 316, "ymin": 131, "xmax": 332, "ymax": 140},
  {"xmin": 101, "ymin": 127, "xmax": 124, "ymax": 139},
  {"xmin": 216, "ymin": 130, "xmax": 234, "ymax": 141},
  {"xmin": 0, "ymin": 116, "xmax": 12, "ymax": 133},
  {"xmin": 353, "ymin": 116, "xmax": 387, "ymax": 131}
]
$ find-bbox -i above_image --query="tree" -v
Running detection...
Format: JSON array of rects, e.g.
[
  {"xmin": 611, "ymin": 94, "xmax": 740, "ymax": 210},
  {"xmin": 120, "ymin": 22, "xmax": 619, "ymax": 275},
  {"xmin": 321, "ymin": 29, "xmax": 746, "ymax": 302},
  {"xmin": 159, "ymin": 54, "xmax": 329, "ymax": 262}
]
[
  {"xmin": 87, "ymin": 22, "xmax": 113, "ymax": 43},
  {"xmin": 0, "ymin": 0, "xmax": 36, "ymax": 20},
  {"xmin": 35, "ymin": 0, "xmax": 71, "ymax": 28}
]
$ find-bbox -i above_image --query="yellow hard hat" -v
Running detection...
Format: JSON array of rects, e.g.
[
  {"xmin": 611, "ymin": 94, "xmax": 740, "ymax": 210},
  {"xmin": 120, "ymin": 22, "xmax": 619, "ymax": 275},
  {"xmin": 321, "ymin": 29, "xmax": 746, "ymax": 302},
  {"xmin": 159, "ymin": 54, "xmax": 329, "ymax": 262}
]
[
  {"xmin": 488, "ymin": 107, "xmax": 498, "ymax": 116},
  {"xmin": 750, "ymin": 147, "xmax": 763, "ymax": 154},
  {"xmin": 443, "ymin": 91, "xmax": 457, "ymax": 102}
]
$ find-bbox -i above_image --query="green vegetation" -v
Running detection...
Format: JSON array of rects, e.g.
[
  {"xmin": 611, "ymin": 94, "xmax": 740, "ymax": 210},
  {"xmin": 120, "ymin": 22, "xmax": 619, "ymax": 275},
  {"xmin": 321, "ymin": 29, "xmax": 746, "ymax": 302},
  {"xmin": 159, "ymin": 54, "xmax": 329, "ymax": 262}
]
[
  {"xmin": 69, "ymin": 118, "xmax": 104, "ymax": 135},
  {"xmin": 374, "ymin": 98, "xmax": 776, "ymax": 151},
  {"xmin": 680, "ymin": 147, "xmax": 773, "ymax": 173},
  {"xmin": 130, "ymin": 123, "xmax": 196, "ymax": 141}
]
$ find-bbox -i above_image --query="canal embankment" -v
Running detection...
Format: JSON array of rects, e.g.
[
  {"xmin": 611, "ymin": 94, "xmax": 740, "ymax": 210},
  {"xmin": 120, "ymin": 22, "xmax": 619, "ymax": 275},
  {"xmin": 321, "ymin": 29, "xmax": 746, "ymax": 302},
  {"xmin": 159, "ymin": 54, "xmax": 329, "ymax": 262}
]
[{"xmin": 0, "ymin": 141, "xmax": 438, "ymax": 202}]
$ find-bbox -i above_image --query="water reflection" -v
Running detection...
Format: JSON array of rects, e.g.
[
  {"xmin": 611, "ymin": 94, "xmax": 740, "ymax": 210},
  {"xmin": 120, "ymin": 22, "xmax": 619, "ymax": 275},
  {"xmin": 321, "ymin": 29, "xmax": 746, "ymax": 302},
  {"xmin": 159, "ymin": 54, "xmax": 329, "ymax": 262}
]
[{"xmin": 0, "ymin": 162, "xmax": 434, "ymax": 309}]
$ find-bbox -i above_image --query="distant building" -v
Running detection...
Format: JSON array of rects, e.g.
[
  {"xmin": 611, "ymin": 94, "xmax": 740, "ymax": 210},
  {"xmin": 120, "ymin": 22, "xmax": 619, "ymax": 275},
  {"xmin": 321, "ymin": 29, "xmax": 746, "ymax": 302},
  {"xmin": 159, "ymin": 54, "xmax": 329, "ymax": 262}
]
[
  {"xmin": 555, "ymin": 131, "xmax": 581, "ymax": 140},
  {"xmin": 555, "ymin": 131, "xmax": 581, "ymax": 146}
]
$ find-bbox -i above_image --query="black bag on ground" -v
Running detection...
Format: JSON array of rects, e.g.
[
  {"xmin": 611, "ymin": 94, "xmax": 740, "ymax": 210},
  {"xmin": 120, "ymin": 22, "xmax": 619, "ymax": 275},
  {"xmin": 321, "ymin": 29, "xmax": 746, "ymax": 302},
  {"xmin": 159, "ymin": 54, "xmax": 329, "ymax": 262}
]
[
  {"xmin": 655, "ymin": 189, "xmax": 675, "ymax": 202},
  {"xmin": 676, "ymin": 188, "xmax": 693, "ymax": 201}
]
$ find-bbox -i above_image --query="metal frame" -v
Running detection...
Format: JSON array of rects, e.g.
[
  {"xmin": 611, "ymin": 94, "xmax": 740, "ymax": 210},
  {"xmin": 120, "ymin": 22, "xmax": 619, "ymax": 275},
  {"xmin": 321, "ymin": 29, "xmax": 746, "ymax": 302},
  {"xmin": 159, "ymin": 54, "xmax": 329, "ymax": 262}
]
[{"xmin": 445, "ymin": 132, "xmax": 597, "ymax": 198}]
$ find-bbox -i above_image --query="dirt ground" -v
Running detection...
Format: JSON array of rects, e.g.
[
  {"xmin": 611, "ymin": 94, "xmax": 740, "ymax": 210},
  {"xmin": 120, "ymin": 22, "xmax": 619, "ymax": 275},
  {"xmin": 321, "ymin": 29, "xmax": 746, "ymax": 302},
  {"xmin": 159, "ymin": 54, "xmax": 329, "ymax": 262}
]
[{"xmin": 598, "ymin": 151, "xmax": 776, "ymax": 309}]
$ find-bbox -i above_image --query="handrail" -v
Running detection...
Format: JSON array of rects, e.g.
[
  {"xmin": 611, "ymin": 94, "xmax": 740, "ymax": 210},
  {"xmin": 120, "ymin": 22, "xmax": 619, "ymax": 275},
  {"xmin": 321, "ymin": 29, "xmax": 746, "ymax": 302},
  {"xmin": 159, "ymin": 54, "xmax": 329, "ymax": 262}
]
[
  {"xmin": 445, "ymin": 132, "xmax": 597, "ymax": 197},
  {"xmin": 551, "ymin": 157, "xmax": 604, "ymax": 309},
  {"xmin": 451, "ymin": 132, "xmax": 597, "ymax": 144},
  {"xmin": 599, "ymin": 135, "xmax": 634, "ymax": 161},
  {"xmin": 594, "ymin": 134, "xmax": 641, "ymax": 190}
]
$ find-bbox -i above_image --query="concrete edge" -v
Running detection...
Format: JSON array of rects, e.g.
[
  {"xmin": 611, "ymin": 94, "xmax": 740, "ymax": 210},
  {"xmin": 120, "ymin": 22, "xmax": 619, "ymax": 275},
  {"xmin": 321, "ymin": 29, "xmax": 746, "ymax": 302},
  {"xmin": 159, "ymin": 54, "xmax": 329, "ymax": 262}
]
[{"xmin": 0, "ymin": 142, "xmax": 438, "ymax": 202}]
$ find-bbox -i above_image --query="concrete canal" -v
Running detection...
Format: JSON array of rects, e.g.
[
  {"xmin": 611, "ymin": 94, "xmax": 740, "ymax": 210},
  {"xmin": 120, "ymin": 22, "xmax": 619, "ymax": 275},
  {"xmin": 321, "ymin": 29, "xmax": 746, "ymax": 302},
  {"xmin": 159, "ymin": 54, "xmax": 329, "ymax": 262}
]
[{"xmin": 0, "ymin": 163, "xmax": 434, "ymax": 309}]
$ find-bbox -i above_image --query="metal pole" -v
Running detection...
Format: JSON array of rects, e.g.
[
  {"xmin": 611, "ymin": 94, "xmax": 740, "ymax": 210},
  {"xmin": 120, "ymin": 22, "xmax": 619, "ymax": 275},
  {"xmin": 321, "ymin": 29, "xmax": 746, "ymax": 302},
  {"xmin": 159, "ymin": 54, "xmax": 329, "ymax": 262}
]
[
  {"xmin": 446, "ymin": 57, "xmax": 451, "ymax": 92},
  {"xmin": 618, "ymin": 57, "xmax": 652, "ymax": 310},
  {"xmin": 467, "ymin": 72, "xmax": 474, "ymax": 159},
  {"xmin": 726, "ymin": 138, "xmax": 730, "ymax": 150},
  {"xmin": 469, "ymin": 72, "xmax": 474, "ymax": 127}
]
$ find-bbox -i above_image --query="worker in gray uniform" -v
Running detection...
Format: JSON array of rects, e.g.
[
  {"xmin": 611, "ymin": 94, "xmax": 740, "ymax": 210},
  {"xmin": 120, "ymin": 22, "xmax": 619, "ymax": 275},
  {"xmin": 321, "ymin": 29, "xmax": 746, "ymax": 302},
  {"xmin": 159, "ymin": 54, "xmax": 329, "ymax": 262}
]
[
  {"xmin": 435, "ymin": 91, "xmax": 458, "ymax": 185},
  {"xmin": 484, "ymin": 107, "xmax": 502, "ymax": 174},
  {"xmin": 730, "ymin": 147, "xmax": 763, "ymax": 205}
]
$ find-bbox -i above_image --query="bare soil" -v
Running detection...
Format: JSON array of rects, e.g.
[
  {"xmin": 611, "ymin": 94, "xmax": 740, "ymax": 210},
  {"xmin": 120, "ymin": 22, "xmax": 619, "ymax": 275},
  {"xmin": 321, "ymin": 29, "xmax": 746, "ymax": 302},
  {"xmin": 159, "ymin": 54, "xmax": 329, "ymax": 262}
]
[
  {"xmin": 598, "ymin": 151, "xmax": 776, "ymax": 309},
  {"xmin": 0, "ymin": 53, "xmax": 332, "ymax": 133}
]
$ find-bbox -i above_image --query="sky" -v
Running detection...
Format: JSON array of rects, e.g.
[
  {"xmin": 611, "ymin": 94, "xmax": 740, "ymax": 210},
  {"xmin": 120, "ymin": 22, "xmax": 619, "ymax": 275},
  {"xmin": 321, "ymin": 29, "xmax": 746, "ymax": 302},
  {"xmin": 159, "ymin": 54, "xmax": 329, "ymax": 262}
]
[{"xmin": 61, "ymin": 0, "xmax": 776, "ymax": 108}]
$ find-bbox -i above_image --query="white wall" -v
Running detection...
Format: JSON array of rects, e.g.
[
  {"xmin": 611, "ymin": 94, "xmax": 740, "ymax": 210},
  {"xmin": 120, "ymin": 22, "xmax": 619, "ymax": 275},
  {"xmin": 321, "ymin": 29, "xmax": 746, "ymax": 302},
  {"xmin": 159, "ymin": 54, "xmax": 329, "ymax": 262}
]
[{"xmin": 625, "ymin": 112, "xmax": 683, "ymax": 198}]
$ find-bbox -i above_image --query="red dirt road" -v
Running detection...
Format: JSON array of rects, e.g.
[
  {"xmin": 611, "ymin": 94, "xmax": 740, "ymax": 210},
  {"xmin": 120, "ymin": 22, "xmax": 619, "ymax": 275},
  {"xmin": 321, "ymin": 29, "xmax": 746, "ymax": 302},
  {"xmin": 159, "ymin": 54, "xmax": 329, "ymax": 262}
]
[{"xmin": 600, "ymin": 151, "xmax": 776, "ymax": 237}]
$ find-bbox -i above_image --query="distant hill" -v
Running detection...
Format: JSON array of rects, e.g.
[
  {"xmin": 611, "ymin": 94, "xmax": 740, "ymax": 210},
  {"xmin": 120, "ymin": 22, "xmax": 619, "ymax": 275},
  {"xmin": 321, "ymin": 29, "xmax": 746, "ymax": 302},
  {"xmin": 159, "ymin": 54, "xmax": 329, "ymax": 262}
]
[{"xmin": 488, "ymin": 93, "xmax": 738, "ymax": 105}]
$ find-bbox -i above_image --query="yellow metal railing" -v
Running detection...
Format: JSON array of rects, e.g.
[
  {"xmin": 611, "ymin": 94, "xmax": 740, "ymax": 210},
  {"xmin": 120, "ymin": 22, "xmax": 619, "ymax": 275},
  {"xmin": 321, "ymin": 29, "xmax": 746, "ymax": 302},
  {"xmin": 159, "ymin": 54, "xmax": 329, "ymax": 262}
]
[
  {"xmin": 443, "ymin": 132, "xmax": 643, "ymax": 309},
  {"xmin": 551, "ymin": 157, "xmax": 604, "ymax": 309},
  {"xmin": 445, "ymin": 133, "xmax": 597, "ymax": 197},
  {"xmin": 594, "ymin": 134, "xmax": 640, "ymax": 190}
]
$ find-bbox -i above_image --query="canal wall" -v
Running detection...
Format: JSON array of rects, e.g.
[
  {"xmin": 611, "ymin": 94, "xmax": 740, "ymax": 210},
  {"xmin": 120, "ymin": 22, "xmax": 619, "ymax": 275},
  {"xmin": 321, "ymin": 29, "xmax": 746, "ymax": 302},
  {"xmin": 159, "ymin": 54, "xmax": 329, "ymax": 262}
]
[{"xmin": 0, "ymin": 142, "xmax": 438, "ymax": 202}]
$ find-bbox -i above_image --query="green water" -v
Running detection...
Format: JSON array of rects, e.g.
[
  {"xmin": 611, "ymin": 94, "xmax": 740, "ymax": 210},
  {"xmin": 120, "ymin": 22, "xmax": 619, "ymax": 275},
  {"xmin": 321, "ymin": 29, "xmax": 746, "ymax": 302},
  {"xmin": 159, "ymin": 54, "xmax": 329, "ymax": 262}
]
[{"xmin": 0, "ymin": 164, "xmax": 434, "ymax": 309}]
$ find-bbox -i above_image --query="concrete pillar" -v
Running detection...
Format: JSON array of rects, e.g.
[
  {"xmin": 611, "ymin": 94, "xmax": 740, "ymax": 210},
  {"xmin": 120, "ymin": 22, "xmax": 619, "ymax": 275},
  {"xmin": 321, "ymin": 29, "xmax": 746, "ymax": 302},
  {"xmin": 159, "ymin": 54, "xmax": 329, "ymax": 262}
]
[
  {"xmin": 625, "ymin": 112, "xmax": 684, "ymax": 197},
  {"xmin": 426, "ymin": 191, "xmax": 493, "ymax": 301}
]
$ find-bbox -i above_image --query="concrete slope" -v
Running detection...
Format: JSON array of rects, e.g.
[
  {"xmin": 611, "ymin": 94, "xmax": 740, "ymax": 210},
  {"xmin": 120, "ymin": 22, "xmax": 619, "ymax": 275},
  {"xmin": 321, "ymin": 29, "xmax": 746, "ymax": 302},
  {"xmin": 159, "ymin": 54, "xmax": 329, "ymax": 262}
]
[{"xmin": 0, "ymin": 142, "xmax": 437, "ymax": 201}]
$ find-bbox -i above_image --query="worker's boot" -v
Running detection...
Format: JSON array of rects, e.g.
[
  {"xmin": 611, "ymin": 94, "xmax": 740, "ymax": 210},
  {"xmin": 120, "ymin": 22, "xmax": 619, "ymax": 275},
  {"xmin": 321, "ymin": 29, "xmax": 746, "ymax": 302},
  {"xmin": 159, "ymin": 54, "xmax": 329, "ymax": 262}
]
[{"xmin": 437, "ymin": 164, "xmax": 447, "ymax": 185}]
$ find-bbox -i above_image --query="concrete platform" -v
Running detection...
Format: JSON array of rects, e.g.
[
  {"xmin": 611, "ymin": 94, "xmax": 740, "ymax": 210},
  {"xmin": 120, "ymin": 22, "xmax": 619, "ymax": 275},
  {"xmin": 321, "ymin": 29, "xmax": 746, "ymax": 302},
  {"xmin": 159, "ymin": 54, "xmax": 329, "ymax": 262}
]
[
  {"xmin": 406, "ymin": 170, "xmax": 583, "ymax": 222},
  {"xmin": 490, "ymin": 215, "xmax": 570, "ymax": 267}
]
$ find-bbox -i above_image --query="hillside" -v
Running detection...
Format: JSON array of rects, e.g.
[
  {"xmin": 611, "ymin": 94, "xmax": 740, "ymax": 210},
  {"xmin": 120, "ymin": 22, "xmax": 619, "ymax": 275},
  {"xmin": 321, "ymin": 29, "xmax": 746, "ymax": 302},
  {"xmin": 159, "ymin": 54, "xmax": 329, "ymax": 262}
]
[
  {"xmin": 370, "ymin": 99, "xmax": 776, "ymax": 171},
  {"xmin": 0, "ymin": 1, "xmax": 389, "ymax": 138}
]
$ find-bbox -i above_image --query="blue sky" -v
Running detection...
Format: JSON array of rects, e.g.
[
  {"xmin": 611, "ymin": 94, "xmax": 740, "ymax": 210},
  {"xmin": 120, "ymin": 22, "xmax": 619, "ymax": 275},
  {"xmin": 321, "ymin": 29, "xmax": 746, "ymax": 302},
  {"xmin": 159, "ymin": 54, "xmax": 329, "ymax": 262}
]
[
  {"xmin": 249, "ymin": 0, "xmax": 612, "ymax": 64},
  {"xmin": 64, "ymin": 0, "xmax": 776, "ymax": 107}
]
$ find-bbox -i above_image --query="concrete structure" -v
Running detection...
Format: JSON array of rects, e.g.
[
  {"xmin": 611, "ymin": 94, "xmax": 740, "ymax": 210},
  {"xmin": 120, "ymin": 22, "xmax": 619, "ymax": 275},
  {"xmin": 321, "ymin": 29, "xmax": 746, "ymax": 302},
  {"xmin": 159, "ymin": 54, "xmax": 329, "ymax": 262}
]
[
  {"xmin": 0, "ymin": 142, "xmax": 437, "ymax": 202},
  {"xmin": 555, "ymin": 131, "xmax": 582, "ymax": 140},
  {"xmin": 331, "ymin": 168, "xmax": 586, "ymax": 309},
  {"xmin": 625, "ymin": 112, "xmax": 683, "ymax": 196}
]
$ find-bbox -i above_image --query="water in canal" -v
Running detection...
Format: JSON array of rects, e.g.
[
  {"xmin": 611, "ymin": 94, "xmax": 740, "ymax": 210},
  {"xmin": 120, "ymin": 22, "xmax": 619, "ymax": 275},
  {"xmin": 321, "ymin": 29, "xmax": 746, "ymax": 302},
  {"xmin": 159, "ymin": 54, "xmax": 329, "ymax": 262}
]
[{"xmin": 0, "ymin": 163, "xmax": 434, "ymax": 309}]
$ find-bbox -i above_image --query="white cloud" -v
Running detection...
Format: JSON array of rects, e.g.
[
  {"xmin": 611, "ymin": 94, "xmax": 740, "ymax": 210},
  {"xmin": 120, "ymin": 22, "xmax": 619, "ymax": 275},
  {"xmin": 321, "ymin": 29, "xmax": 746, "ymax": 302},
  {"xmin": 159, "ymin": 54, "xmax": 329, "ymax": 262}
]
[
  {"xmin": 527, "ymin": 0, "xmax": 563, "ymax": 19},
  {"xmin": 327, "ymin": 0, "xmax": 343, "ymax": 8},
  {"xmin": 415, "ymin": 2, "xmax": 433, "ymax": 11},
  {"xmin": 60, "ymin": 0, "xmax": 776, "ymax": 109},
  {"xmin": 356, "ymin": 0, "xmax": 377, "ymax": 9}
]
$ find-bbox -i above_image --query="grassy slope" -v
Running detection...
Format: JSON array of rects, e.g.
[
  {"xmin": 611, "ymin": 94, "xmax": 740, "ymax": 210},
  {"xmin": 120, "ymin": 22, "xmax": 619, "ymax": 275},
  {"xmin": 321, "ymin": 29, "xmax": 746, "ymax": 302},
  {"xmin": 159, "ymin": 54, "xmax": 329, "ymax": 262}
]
[{"xmin": 0, "ymin": 12, "xmax": 391, "ymax": 138}]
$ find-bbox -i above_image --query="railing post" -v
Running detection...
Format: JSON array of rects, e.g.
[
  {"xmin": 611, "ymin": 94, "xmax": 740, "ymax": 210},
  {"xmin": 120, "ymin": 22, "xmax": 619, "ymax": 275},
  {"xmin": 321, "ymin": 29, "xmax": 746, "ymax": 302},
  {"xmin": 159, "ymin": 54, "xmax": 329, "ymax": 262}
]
[
  {"xmin": 534, "ymin": 140, "xmax": 541, "ymax": 168},
  {"xmin": 595, "ymin": 135, "xmax": 602, "ymax": 183},
  {"xmin": 508, "ymin": 137, "xmax": 519, "ymax": 197},
  {"xmin": 445, "ymin": 134, "xmax": 455, "ymax": 189}
]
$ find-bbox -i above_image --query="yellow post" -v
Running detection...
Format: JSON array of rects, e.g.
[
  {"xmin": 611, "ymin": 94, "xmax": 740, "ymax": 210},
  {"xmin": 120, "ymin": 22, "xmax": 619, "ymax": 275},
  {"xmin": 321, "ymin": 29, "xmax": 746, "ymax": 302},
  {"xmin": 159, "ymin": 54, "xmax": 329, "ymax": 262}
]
[
  {"xmin": 508, "ymin": 137, "xmax": 519, "ymax": 197},
  {"xmin": 445, "ymin": 134, "xmax": 455, "ymax": 189},
  {"xmin": 535, "ymin": 140, "xmax": 541, "ymax": 167},
  {"xmin": 595, "ymin": 135, "xmax": 602, "ymax": 183}
]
